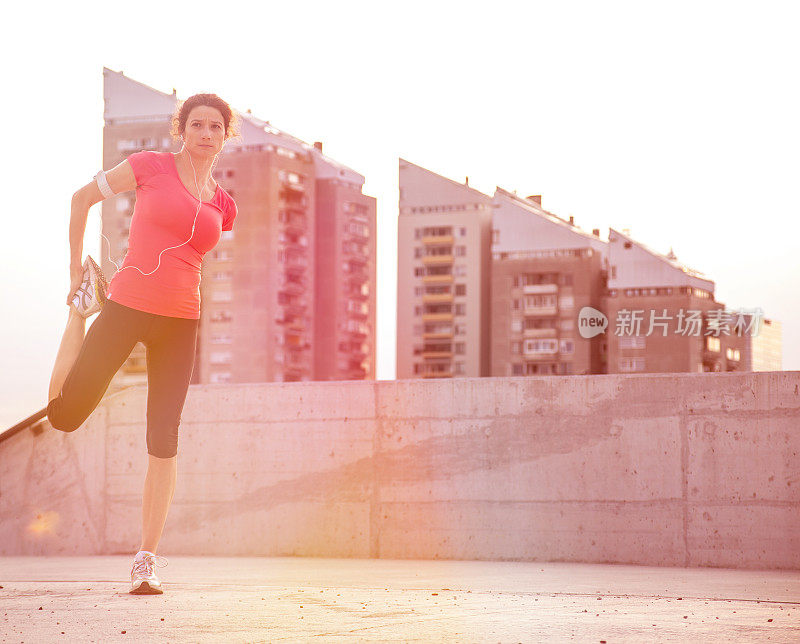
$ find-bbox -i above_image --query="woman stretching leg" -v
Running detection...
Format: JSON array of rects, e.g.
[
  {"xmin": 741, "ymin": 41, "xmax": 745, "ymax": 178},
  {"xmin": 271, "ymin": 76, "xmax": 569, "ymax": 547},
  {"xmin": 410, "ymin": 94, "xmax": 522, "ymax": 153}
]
[{"xmin": 46, "ymin": 93, "xmax": 239, "ymax": 595}]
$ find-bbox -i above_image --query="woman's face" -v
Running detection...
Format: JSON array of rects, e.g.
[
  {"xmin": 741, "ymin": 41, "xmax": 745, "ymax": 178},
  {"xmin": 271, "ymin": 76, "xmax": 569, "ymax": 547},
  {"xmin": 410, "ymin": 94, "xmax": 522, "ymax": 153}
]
[{"xmin": 182, "ymin": 105, "xmax": 226, "ymax": 158}]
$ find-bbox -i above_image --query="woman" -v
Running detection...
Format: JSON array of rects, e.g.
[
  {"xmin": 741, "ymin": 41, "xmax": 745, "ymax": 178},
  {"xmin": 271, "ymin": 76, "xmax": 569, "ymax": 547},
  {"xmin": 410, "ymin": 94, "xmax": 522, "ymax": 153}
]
[{"xmin": 46, "ymin": 93, "xmax": 239, "ymax": 595}]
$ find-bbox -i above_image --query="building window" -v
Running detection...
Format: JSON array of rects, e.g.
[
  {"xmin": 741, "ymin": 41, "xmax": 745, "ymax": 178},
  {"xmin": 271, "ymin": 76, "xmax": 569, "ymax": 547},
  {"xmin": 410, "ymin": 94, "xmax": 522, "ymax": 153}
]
[
  {"xmin": 210, "ymin": 372, "xmax": 232, "ymax": 383},
  {"xmin": 561, "ymin": 318, "xmax": 574, "ymax": 331},
  {"xmin": 221, "ymin": 230, "xmax": 234, "ymax": 241},
  {"xmin": 558, "ymin": 295, "xmax": 574, "ymax": 309},
  {"xmin": 212, "ymin": 249, "xmax": 232, "ymax": 261},
  {"xmin": 511, "ymin": 341, "xmax": 521, "ymax": 354},
  {"xmin": 210, "ymin": 351, "xmax": 232, "ymax": 365},
  {"xmin": 523, "ymin": 339, "xmax": 558, "ymax": 355},
  {"xmin": 619, "ymin": 336, "xmax": 646, "ymax": 349},
  {"xmin": 455, "ymin": 245, "xmax": 466, "ymax": 256},
  {"xmin": 276, "ymin": 146, "xmax": 299, "ymax": 159},
  {"xmin": 726, "ymin": 348, "xmax": 740, "ymax": 361},
  {"xmin": 455, "ymin": 303, "xmax": 466, "ymax": 316},
  {"xmin": 512, "ymin": 363, "xmax": 523, "ymax": 375},
  {"xmin": 459, "ymin": 227, "xmax": 466, "ymax": 236},
  {"xmin": 455, "ymin": 284, "xmax": 466, "ymax": 296},
  {"xmin": 524, "ymin": 294, "xmax": 557, "ymax": 309},
  {"xmin": 511, "ymin": 319, "xmax": 522, "ymax": 333},
  {"xmin": 210, "ymin": 311, "xmax": 232, "ymax": 323},
  {"xmin": 454, "ymin": 323, "xmax": 466, "ymax": 335},
  {"xmin": 453, "ymin": 362, "xmax": 465, "ymax": 375},
  {"xmin": 559, "ymin": 339, "xmax": 574, "ymax": 354},
  {"xmin": 707, "ymin": 337, "xmax": 721, "ymax": 352},
  {"xmin": 212, "ymin": 271, "xmax": 232, "ymax": 281},
  {"xmin": 619, "ymin": 357, "xmax": 645, "ymax": 372},
  {"xmin": 454, "ymin": 342, "xmax": 465, "ymax": 354},
  {"xmin": 454, "ymin": 265, "xmax": 466, "ymax": 277},
  {"xmin": 211, "ymin": 290, "xmax": 233, "ymax": 302}
]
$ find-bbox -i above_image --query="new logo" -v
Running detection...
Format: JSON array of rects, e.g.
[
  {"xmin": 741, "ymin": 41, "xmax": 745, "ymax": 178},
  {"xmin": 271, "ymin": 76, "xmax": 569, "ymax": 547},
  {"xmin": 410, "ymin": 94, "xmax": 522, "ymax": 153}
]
[{"xmin": 578, "ymin": 307, "xmax": 608, "ymax": 338}]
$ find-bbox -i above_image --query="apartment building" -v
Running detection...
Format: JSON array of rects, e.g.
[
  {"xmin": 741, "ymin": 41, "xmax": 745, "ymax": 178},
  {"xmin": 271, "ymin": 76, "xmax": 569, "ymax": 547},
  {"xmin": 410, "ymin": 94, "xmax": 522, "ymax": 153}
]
[
  {"xmin": 743, "ymin": 317, "xmax": 782, "ymax": 371},
  {"xmin": 604, "ymin": 228, "xmax": 749, "ymax": 373},
  {"xmin": 490, "ymin": 188, "xmax": 607, "ymax": 376},
  {"xmin": 397, "ymin": 159, "xmax": 492, "ymax": 378},
  {"xmin": 313, "ymin": 149, "xmax": 377, "ymax": 381},
  {"xmin": 398, "ymin": 158, "xmax": 780, "ymax": 378},
  {"xmin": 101, "ymin": 68, "xmax": 376, "ymax": 388}
]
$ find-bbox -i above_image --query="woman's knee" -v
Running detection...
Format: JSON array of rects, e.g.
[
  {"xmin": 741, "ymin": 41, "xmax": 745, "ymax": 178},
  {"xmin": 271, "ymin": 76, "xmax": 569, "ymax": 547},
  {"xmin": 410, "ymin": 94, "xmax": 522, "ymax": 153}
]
[
  {"xmin": 147, "ymin": 427, "xmax": 179, "ymax": 459},
  {"xmin": 46, "ymin": 398, "xmax": 84, "ymax": 433}
]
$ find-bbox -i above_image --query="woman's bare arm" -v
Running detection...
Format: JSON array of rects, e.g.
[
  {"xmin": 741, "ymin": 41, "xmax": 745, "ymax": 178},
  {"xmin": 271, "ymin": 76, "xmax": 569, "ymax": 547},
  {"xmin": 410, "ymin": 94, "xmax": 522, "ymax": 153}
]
[{"xmin": 67, "ymin": 160, "xmax": 137, "ymax": 301}]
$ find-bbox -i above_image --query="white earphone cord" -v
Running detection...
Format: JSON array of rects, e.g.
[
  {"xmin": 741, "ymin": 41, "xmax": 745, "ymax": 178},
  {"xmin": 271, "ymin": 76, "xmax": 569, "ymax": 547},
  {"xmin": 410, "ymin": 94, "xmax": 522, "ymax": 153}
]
[{"xmin": 99, "ymin": 149, "xmax": 215, "ymax": 277}]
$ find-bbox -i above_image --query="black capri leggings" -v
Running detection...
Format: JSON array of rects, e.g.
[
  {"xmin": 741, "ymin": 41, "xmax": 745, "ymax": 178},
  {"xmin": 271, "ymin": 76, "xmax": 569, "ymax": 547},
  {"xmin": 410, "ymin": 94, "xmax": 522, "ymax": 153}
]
[{"xmin": 47, "ymin": 299, "xmax": 199, "ymax": 458}]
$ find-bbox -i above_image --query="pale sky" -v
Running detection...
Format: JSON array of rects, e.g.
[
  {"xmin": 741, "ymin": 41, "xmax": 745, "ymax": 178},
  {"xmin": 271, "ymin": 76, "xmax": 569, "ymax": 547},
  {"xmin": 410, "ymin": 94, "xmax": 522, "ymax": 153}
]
[{"xmin": 1, "ymin": 1, "xmax": 798, "ymax": 428}]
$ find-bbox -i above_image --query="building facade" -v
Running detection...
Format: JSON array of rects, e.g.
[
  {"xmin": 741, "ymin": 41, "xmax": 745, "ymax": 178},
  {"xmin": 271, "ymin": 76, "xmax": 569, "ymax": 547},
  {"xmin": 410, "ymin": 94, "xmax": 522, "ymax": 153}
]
[
  {"xmin": 491, "ymin": 188, "xmax": 607, "ymax": 376},
  {"xmin": 743, "ymin": 317, "xmax": 782, "ymax": 372},
  {"xmin": 603, "ymin": 228, "xmax": 749, "ymax": 374},
  {"xmin": 397, "ymin": 159, "xmax": 492, "ymax": 379},
  {"xmin": 398, "ymin": 159, "xmax": 780, "ymax": 379}
]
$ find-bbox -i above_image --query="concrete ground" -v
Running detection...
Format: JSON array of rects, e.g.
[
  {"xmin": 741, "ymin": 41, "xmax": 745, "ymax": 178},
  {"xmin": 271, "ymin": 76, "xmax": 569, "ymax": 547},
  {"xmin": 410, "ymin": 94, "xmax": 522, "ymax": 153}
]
[{"xmin": 0, "ymin": 557, "xmax": 798, "ymax": 643}]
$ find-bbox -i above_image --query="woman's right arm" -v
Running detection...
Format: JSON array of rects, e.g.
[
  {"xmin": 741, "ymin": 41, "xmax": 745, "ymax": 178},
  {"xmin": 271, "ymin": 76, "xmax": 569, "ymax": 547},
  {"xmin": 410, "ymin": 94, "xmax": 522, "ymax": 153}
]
[{"xmin": 67, "ymin": 160, "xmax": 138, "ymax": 303}]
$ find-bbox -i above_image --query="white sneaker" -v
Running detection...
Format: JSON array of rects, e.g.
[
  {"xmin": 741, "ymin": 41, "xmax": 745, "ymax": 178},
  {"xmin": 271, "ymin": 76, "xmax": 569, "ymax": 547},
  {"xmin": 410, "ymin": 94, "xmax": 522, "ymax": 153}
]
[
  {"xmin": 130, "ymin": 552, "xmax": 168, "ymax": 595},
  {"xmin": 70, "ymin": 255, "xmax": 108, "ymax": 318}
]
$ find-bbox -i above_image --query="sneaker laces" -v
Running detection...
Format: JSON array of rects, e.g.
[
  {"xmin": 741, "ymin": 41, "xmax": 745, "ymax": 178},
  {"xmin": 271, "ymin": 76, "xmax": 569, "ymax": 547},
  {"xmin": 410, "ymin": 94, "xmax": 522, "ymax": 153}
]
[{"xmin": 132, "ymin": 553, "xmax": 169, "ymax": 578}]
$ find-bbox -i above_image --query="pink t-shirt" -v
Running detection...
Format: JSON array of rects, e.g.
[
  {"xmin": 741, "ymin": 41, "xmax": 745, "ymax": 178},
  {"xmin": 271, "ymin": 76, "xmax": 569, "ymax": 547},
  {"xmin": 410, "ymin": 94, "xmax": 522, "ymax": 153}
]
[{"xmin": 106, "ymin": 150, "xmax": 237, "ymax": 319}]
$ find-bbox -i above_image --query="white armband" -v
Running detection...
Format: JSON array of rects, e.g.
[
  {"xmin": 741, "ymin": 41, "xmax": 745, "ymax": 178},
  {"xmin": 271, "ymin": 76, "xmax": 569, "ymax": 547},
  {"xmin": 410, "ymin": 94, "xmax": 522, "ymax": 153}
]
[{"xmin": 94, "ymin": 170, "xmax": 116, "ymax": 199}]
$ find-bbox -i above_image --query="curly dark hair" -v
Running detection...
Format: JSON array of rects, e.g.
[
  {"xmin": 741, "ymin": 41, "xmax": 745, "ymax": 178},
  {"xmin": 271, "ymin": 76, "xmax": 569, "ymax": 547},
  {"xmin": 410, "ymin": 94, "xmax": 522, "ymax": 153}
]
[{"xmin": 170, "ymin": 93, "xmax": 240, "ymax": 141}]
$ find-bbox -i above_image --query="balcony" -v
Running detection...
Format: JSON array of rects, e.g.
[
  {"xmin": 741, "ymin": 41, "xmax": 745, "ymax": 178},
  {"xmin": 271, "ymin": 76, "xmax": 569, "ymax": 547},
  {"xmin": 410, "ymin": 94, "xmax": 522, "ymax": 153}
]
[
  {"xmin": 283, "ymin": 219, "xmax": 307, "ymax": 236},
  {"xmin": 284, "ymin": 262, "xmax": 307, "ymax": 276},
  {"xmin": 422, "ymin": 255, "xmax": 454, "ymax": 265},
  {"xmin": 423, "ymin": 331, "xmax": 453, "ymax": 339},
  {"xmin": 280, "ymin": 194, "xmax": 307, "ymax": 210},
  {"xmin": 422, "ymin": 313, "xmax": 454, "ymax": 322},
  {"xmin": 523, "ymin": 306, "xmax": 558, "ymax": 317},
  {"xmin": 421, "ymin": 370, "xmax": 453, "ymax": 378},
  {"xmin": 281, "ymin": 301, "xmax": 307, "ymax": 316},
  {"xmin": 422, "ymin": 274, "xmax": 453, "ymax": 284},
  {"xmin": 283, "ymin": 237, "xmax": 308, "ymax": 251},
  {"xmin": 280, "ymin": 281, "xmax": 305, "ymax": 297},
  {"xmin": 522, "ymin": 328, "xmax": 558, "ymax": 338},
  {"xmin": 422, "ymin": 234, "xmax": 454, "ymax": 245},
  {"xmin": 523, "ymin": 284, "xmax": 558, "ymax": 295},
  {"xmin": 423, "ymin": 351, "xmax": 453, "ymax": 359},
  {"xmin": 347, "ymin": 255, "xmax": 368, "ymax": 268},
  {"xmin": 347, "ymin": 288, "xmax": 369, "ymax": 301},
  {"xmin": 287, "ymin": 319, "xmax": 306, "ymax": 333},
  {"xmin": 422, "ymin": 293, "xmax": 453, "ymax": 304}
]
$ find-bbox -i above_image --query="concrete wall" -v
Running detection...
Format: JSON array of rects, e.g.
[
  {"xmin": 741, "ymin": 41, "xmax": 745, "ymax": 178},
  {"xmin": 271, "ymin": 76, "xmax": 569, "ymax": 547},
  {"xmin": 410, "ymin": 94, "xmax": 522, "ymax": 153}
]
[{"xmin": 2, "ymin": 372, "xmax": 798, "ymax": 569}]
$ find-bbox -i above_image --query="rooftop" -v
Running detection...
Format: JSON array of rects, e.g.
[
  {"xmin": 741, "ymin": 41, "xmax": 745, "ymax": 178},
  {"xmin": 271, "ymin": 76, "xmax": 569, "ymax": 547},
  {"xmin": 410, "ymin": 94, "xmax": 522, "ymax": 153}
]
[{"xmin": 2, "ymin": 556, "xmax": 796, "ymax": 642}]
